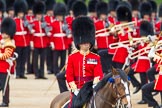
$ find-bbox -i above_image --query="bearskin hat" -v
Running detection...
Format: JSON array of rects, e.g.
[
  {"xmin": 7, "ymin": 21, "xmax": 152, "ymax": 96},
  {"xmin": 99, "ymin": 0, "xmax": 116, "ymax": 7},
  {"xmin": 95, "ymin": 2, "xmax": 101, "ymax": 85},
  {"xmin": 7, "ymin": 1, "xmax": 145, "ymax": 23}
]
[
  {"xmin": 108, "ymin": 0, "xmax": 119, "ymax": 12},
  {"xmin": 129, "ymin": 0, "xmax": 139, "ymax": 11},
  {"xmin": 96, "ymin": 2, "xmax": 108, "ymax": 17},
  {"xmin": 88, "ymin": 0, "xmax": 98, "ymax": 13},
  {"xmin": 72, "ymin": 0, "xmax": 87, "ymax": 18},
  {"xmin": 116, "ymin": 3, "xmax": 132, "ymax": 22},
  {"xmin": 6, "ymin": 0, "xmax": 15, "ymax": 12},
  {"xmin": 46, "ymin": 0, "xmax": 55, "ymax": 11},
  {"xmin": 140, "ymin": 21, "xmax": 154, "ymax": 36},
  {"xmin": 1, "ymin": 18, "xmax": 16, "ymax": 39},
  {"xmin": 0, "ymin": 0, "xmax": 6, "ymax": 13},
  {"xmin": 139, "ymin": 2, "xmax": 152, "ymax": 18},
  {"xmin": 53, "ymin": 3, "xmax": 66, "ymax": 16},
  {"xmin": 67, "ymin": 0, "xmax": 75, "ymax": 12},
  {"xmin": 33, "ymin": 1, "xmax": 46, "ymax": 15},
  {"xmin": 14, "ymin": 0, "xmax": 28, "ymax": 16},
  {"xmin": 148, "ymin": 0, "xmax": 157, "ymax": 13},
  {"xmin": 72, "ymin": 16, "xmax": 95, "ymax": 49},
  {"xmin": 159, "ymin": 4, "xmax": 162, "ymax": 17},
  {"xmin": 26, "ymin": 0, "xmax": 35, "ymax": 10}
]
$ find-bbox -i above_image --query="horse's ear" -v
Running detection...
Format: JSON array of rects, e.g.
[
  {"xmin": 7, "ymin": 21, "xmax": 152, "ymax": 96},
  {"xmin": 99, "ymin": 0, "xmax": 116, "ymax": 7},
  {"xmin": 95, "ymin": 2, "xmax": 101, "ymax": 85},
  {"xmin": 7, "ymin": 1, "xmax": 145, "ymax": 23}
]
[
  {"xmin": 111, "ymin": 66, "xmax": 118, "ymax": 75},
  {"xmin": 124, "ymin": 67, "xmax": 130, "ymax": 75}
]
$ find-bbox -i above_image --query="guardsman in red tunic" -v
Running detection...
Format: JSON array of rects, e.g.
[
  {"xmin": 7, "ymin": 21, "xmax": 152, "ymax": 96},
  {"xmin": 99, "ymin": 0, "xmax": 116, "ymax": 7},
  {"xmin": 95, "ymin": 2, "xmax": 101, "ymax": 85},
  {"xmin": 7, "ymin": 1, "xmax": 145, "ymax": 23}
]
[
  {"xmin": 44, "ymin": 0, "xmax": 55, "ymax": 74},
  {"xmin": 31, "ymin": 1, "xmax": 48, "ymax": 79},
  {"xmin": 108, "ymin": 0, "xmax": 119, "ymax": 25},
  {"xmin": 6, "ymin": 0, "xmax": 15, "ymax": 18},
  {"xmin": 13, "ymin": 0, "xmax": 28, "ymax": 79},
  {"xmin": 95, "ymin": 2, "xmax": 114, "ymax": 73},
  {"xmin": 0, "ymin": 18, "xmax": 16, "ymax": 107},
  {"xmin": 132, "ymin": 21, "xmax": 154, "ymax": 104},
  {"xmin": 141, "ymin": 49, "xmax": 162, "ymax": 108},
  {"xmin": 25, "ymin": 0, "xmax": 35, "ymax": 74},
  {"xmin": 112, "ymin": 3, "xmax": 134, "ymax": 69},
  {"xmin": 50, "ymin": 3, "xmax": 67, "ymax": 76},
  {"xmin": 88, "ymin": 0, "xmax": 98, "ymax": 22},
  {"xmin": 56, "ymin": 0, "xmax": 88, "ymax": 93},
  {"xmin": 66, "ymin": 16, "xmax": 103, "ymax": 108}
]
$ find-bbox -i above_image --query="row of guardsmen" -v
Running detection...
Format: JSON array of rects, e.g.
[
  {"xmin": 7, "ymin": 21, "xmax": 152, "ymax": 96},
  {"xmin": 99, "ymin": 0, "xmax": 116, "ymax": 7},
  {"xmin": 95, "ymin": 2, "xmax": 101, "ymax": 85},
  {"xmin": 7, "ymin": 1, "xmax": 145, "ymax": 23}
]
[{"xmin": 0, "ymin": 0, "xmax": 162, "ymax": 107}]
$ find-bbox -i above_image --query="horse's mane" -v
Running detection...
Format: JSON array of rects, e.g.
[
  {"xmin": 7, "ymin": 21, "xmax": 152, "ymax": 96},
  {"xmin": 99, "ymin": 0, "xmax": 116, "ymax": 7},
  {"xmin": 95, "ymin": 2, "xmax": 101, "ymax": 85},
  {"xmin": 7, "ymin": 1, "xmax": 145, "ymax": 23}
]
[
  {"xmin": 117, "ymin": 69, "xmax": 128, "ymax": 82},
  {"xmin": 74, "ymin": 81, "xmax": 93, "ymax": 108},
  {"xmin": 94, "ymin": 73, "xmax": 112, "ymax": 92}
]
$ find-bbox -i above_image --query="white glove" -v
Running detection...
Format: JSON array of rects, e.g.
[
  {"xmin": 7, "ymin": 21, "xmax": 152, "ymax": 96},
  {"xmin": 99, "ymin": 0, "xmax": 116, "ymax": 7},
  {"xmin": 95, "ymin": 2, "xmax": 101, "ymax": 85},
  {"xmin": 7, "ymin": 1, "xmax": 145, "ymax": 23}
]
[
  {"xmin": 92, "ymin": 84, "xmax": 97, "ymax": 88},
  {"xmin": 73, "ymin": 89, "xmax": 79, "ymax": 96},
  {"xmin": 30, "ymin": 41, "xmax": 34, "ymax": 50},
  {"xmin": 148, "ymin": 35, "xmax": 157, "ymax": 42},
  {"xmin": 148, "ymin": 47, "xmax": 156, "ymax": 58}
]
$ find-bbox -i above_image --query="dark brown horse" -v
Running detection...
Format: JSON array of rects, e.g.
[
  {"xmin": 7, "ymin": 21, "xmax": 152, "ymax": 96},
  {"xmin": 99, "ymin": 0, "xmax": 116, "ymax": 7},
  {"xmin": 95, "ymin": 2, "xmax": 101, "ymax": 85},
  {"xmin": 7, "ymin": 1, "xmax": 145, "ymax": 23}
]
[{"xmin": 50, "ymin": 67, "xmax": 132, "ymax": 108}]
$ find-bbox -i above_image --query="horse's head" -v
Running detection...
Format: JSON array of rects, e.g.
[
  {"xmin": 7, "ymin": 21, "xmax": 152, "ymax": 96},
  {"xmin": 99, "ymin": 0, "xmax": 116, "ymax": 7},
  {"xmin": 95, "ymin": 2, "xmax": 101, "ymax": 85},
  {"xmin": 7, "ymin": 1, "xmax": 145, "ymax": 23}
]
[{"xmin": 111, "ymin": 66, "xmax": 132, "ymax": 108}]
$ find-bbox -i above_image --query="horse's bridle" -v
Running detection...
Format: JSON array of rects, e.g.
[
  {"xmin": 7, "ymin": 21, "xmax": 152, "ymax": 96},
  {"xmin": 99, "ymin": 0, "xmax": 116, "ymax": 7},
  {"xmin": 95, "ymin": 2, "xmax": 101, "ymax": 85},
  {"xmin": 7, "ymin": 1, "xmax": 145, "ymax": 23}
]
[
  {"xmin": 113, "ymin": 75, "xmax": 131, "ymax": 107},
  {"xmin": 95, "ymin": 75, "xmax": 130, "ymax": 108}
]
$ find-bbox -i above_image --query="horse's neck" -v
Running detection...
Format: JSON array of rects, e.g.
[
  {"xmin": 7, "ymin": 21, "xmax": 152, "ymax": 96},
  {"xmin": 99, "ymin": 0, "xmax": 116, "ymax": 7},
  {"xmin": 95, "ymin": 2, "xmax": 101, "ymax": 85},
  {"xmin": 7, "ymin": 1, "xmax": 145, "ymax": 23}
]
[{"xmin": 94, "ymin": 83, "xmax": 117, "ymax": 108}]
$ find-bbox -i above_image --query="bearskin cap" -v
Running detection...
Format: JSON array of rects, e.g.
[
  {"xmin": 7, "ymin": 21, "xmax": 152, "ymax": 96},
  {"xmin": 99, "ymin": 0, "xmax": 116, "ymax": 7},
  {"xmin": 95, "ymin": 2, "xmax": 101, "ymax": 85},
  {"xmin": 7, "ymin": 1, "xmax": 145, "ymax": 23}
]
[
  {"xmin": 140, "ymin": 21, "xmax": 154, "ymax": 36},
  {"xmin": 72, "ymin": 0, "xmax": 87, "ymax": 18},
  {"xmin": 46, "ymin": 0, "xmax": 55, "ymax": 11},
  {"xmin": 33, "ymin": 1, "xmax": 46, "ymax": 15},
  {"xmin": 53, "ymin": 3, "xmax": 66, "ymax": 16},
  {"xmin": 88, "ymin": 0, "xmax": 99, "ymax": 13},
  {"xmin": 159, "ymin": 4, "xmax": 162, "ymax": 17},
  {"xmin": 0, "ymin": 0, "xmax": 6, "ymax": 13},
  {"xmin": 14, "ymin": 0, "xmax": 28, "ymax": 16},
  {"xmin": 148, "ymin": 0, "xmax": 157, "ymax": 13},
  {"xmin": 6, "ymin": 0, "xmax": 15, "ymax": 12},
  {"xmin": 108, "ymin": 0, "xmax": 119, "ymax": 12},
  {"xmin": 72, "ymin": 16, "xmax": 95, "ymax": 49},
  {"xmin": 129, "ymin": 0, "xmax": 139, "ymax": 11},
  {"xmin": 139, "ymin": 2, "xmax": 152, "ymax": 18},
  {"xmin": 26, "ymin": 0, "xmax": 35, "ymax": 10},
  {"xmin": 116, "ymin": 3, "xmax": 132, "ymax": 22},
  {"xmin": 96, "ymin": 2, "xmax": 108, "ymax": 17},
  {"xmin": 1, "ymin": 18, "xmax": 16, "ymax": 39}
]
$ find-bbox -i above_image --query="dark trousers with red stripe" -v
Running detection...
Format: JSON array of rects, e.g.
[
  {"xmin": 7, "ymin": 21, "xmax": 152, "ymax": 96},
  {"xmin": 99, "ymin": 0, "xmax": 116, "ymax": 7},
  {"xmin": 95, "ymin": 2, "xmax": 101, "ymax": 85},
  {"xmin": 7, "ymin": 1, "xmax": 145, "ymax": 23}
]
[
  {"xmin": 46, "ymin": 47, "xmax": 53, "ymax": 73},
  {"xmin": 52, "ymin": 50, "xmax": 66, "ymax": 75},
  {"xmin": 56, "ymin": 71, "xmax": 68, "ymax": 93},
  {"xmin": 27, "ymin": 46, "xmax": 33, "ymax": 74},
  {"xmin": 142, "ymin": 81, "xmax": 162, "ymax": 107},
  {"xmin": 15, "ymin": 47, "xmax": 28, "ymax": 77},
  {"xmin": 0, "ymin": 73, "xmax": 9, "ymax": 104},
  {"xmin": 33, "ymin": 48, "xmax": 46, "ymax": 78}
]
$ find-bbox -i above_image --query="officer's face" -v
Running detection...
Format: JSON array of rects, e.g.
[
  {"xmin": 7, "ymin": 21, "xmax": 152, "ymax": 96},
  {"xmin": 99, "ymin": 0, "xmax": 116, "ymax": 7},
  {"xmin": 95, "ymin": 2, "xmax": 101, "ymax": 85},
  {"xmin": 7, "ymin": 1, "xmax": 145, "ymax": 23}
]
[
  {"xmin": 1, "ymin": 33, "xmax": 9, "ymax": 40},
  {"xmin": 79, "ymin": 43, "xmax": 91, "ymax": 52},
  {"xmin": 18, "ymin": 12, "xmax": 24, "ymax": 19}
]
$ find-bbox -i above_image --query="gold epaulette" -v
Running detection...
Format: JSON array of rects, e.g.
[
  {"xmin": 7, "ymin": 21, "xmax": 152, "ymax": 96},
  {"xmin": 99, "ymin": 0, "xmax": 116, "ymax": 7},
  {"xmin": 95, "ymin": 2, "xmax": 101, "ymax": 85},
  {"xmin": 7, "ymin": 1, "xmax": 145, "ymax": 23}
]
[{"xmin": 4, "ymin": 40, "xmax": 16, "ymax": 49}]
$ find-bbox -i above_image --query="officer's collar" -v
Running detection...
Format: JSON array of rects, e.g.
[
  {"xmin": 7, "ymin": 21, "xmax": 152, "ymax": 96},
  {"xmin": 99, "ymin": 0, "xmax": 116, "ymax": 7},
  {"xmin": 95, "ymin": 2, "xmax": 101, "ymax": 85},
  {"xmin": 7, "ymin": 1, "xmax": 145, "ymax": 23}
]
[{"xmin": 79, "ymin": 50, "xmax": 90, "ymax": 56}]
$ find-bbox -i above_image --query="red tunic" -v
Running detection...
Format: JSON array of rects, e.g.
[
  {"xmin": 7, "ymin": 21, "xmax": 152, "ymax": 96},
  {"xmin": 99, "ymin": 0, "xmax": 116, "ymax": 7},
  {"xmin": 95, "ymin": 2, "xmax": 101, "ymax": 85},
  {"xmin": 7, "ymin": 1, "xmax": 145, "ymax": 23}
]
[
  {"xmin": 0, "ymin": 39, "xmax": 15, "ymax": 74},
  {"xmin": 132, "ymin": 43, "xmax": 151, "ymax": 73},
  {"xmin": 65, "ymin": 15, "xmax": 74, "ymax": 47},
  {"xmin": 50, "ymin": 19, "xmax": 68, "ymax": 50},
  {"xmin": 107, "ymin": 15, "xmax": 117, "ymax": 25},
  {"xmin": 44, "ymin": 15, "xmax": 54, "ymax": 46},
  {"xmin": 155, "ymin": 21, "xmax": 162, "ymax": 33},
  {"xmin": 112, "ymin": 23, "xmax": 136, "ymax": 64},
  {"xmin": 31, "ymin": 19, "xmax": 49, "ymax": 48},
  {"xmin": 95, "ymin": 20, "xmax": 116, "ymax": 50},
  {"xmin": 66, "ymin": 51, "xmax": 103, "ymax": 89},
  {"xmin": 14, "ymin": 18, "xmax": 30, "ymax": 47}
]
